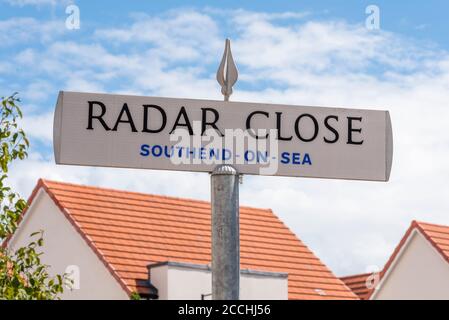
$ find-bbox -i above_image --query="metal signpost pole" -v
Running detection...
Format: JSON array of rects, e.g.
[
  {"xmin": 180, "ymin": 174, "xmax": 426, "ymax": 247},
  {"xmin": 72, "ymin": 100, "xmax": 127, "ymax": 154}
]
[
  {"xmin": 211, "ymin": 165, "xmax": 239, "ymax": 300},
  {"xmin": 211, "ymin": 39, "xmax": 240, "ymax": 300}
]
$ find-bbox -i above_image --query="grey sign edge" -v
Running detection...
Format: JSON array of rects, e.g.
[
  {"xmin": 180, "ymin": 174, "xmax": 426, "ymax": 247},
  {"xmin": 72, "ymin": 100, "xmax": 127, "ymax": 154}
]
[
  {"xmin": 53, "ymin": 91, "xmax": 64, "ymax": 164},
  {"xmin": 385, "ymin": 111, "xmax": 393, "ymax": 182}
]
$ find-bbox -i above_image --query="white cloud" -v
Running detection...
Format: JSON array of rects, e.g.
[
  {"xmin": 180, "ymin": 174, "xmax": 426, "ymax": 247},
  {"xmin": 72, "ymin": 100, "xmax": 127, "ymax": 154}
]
[
  {"xmin": 205, "ymin": 7, "xmax": 309, "ymax": 20},
  {"xmin": 22, "ymin": 80, "xmax": 53, "ymax": 101},
  {"xmin": 5, "ymin": 8, "xmax": 449, "ymax": 276},
  {"xmin": 0, "ymin": 17, "xmax": 65, "ymax": 45},
  {"xmin": 0, "ymin": 61, "xmax": 13, "ymax": 75},
  {"xmin": 20, "ymin": 112, "xmax": 53, "ymax": 142},
  {"xmin": 15, "ymin": 48, "xmax": 37, "ymax": 65},
  {"xmin": 94, "ymin": 10, "xmax": 222, "ymax": 64},
  {"xmin": 4, "ymin": 0, "xmax": 68, "ymax": 6}
]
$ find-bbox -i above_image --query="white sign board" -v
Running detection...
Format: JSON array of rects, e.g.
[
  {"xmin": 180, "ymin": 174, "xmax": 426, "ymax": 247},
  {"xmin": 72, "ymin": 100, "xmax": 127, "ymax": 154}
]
[{"xmin": 54, "ymin": 91, "xmax": 393, "ymax": 181}]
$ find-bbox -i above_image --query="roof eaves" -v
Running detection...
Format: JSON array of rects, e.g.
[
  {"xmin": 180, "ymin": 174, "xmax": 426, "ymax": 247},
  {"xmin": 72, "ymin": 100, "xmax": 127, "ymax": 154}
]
[
  {"xmin": 414, "ymin": 221, "xmax": 449, "ymax": 265},
  {"xmin": 22, "ymin": 179, "xmax": 134, "ymax": 298},
  {"xmin": 369, "ymin": 221, "xmax": 430, "ymax": 300},
  {"xmin": 364, "ymin": 222, "xmax": 416, "ymax": 299},
  {"xmin": 1, "ymin": 178, "xmax": 45, "ymax": 249}
]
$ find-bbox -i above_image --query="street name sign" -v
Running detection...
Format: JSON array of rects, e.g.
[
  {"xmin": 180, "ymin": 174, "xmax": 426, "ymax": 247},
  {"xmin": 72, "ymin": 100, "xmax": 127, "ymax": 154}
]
[{"xmin": 54, "ymin": 90, "xmax": 393, "ymax": 181}]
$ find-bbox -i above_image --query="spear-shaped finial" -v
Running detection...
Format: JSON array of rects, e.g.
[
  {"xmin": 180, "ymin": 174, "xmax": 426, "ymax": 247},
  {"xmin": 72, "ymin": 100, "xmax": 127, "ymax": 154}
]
[{"xmin": 217, "ymin": 38, "xmax": 238, "ymax": 101}]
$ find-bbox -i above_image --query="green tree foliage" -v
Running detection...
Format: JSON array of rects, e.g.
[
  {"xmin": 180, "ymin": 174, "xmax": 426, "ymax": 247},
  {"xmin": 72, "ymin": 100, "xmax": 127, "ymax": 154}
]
[{"xmin": 0, "ymin": 93, "xmax": 69, "ymax": 299}]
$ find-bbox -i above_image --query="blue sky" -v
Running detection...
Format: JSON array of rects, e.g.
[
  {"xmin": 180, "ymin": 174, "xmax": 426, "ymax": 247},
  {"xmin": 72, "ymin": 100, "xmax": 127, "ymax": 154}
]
[
  {"xmin": 2, "ymin": 0, "xmax": 449, "ymax": 277},
  {"xmin": 2, "ymin": 0, "xmax": 448, "ymax": 46}
]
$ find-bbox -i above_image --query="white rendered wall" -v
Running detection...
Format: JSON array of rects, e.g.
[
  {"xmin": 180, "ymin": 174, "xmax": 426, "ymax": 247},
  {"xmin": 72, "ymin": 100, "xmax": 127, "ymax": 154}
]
[
  {"xmin": 373, "ymin": 230, "xmax": 449, "ymax": 300},
  {"xmin": 8, "ymin": 189, "xmax": 129, "ymax": 300},
  {"xmin": 149, "ymin": 263, "xmax": 288, "ymax": 300}
]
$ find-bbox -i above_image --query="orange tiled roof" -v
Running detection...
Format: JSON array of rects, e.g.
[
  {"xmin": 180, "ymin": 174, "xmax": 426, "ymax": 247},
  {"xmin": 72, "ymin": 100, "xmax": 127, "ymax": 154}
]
[
  {"xmin": 342, "ymin": 220, "xmax": 449, "ymax": 299},
  {"xmin": 27, "ymin": 179, "xmax": 357, "ymax": 300},
  {"xmin": 339, "ymin": 273, "xmax": 372, "ymax": 300}
]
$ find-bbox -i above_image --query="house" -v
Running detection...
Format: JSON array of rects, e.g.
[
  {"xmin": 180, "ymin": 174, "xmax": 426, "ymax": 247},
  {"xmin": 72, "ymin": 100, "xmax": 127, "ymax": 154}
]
[
  {"xmin": 341, "ymin": 221, "xmax": 449, "ymax": 300},
  {"xmin": 4, "ymin": 179, "xmax": 357, "ymax": 300}
]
